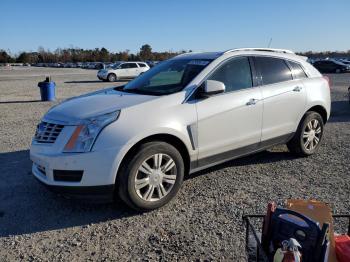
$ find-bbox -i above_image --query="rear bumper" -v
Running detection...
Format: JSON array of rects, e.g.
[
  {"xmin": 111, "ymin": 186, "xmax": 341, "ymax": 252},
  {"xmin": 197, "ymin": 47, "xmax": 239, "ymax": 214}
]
[{"xmin": 34, "ymin": 175, "xmax": 115, "ymax": 202}]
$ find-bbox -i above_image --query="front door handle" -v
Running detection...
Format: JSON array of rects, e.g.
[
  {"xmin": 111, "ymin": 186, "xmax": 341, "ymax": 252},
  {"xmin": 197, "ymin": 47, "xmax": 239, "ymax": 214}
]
[
  {"xmin": 246, "ymin": 98, "xmax": 259, "ymax": 106},
  {"xmin": 293, "ymin": 86, "xmax": 302, "ymax": 92}
]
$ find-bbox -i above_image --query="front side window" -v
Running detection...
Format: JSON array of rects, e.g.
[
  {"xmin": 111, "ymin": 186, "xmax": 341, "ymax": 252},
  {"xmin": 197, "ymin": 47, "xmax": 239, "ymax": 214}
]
[
  {"xmin": 255, "ymin": 57, "xmax": 293, "ymax": 85},
  {"xmin": 138, "ymin": 63, "xmax": 146, "ymax": 67},
  {"xmin": 129, "ymin": 63, "xmax": 138, "ymax": 68},
  {"xmin": 120, "ymin": 63, "xmax": 130, "ymax": 69},
  {"xmin": 208, "ymin": 57, "xmax": 253, "ymax": 92},
  {"xmin": 122, "ymin": 59, "xmax": 212, "ymax": 95}
]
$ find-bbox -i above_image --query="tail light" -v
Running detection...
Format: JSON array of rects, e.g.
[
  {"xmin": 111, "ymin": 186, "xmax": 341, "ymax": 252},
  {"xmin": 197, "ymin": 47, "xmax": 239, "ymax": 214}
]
[{"xmin": 323, "ymin": 76, "xmax": 331, "ymax": 89}]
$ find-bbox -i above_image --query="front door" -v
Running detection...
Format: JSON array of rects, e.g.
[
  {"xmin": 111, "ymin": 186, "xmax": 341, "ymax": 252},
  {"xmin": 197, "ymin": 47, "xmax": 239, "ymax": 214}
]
[
  {"xmin": 118, "ymin": 63, "xmax": 131, "ymax": 78},
  {"xmin": 195, "ymin": 56, "xmax": 263, "ymax": 167}
]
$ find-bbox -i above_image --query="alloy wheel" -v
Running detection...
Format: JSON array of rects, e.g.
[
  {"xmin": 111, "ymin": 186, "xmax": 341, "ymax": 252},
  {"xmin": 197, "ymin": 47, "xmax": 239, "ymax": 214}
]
[
  {"xmin": 303, "ymin": 119, "xmax": 322, "ymax": 151},
  {"xmin": 134, "ymin": 153, "xmax": 177, "ymax": 202}
]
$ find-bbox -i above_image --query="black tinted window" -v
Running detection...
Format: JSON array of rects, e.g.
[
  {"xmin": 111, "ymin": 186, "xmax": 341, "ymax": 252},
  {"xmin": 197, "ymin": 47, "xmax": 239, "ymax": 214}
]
[
  {"xmin": 120, "ymin": 63, "xmax": 129, "ymax": 69},
  {"xmin": 129, "ymin": 63, "xmax": 138, "ymax": 68},
  {"xmin": 288, "ymin": 61, "xmax": 307, "ymax": 79},
  {"xmin": 255, "ymin": 57, "xmax": 293, "ymax": 85},
  {"xmin": 209, "ymin": 57, "xmax": 252, "ymax": 92},
  {"xmin": 138, "ymin": 63, "xmax": 146, "ymax": 67}
]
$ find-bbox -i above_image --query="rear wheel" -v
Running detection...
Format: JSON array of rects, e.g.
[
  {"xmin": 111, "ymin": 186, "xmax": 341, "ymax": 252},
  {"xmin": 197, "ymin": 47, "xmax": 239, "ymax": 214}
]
[
  {"xmin": 107, "ymin": 73, "xmax": 117, "ymax": 82},
  {"xmin": 117, "ymin": 142, "xmax": 184, "ymax": 211},
  {"xmin": 287, "ymin": 111, "xmax": 324, "ymax": 156}
]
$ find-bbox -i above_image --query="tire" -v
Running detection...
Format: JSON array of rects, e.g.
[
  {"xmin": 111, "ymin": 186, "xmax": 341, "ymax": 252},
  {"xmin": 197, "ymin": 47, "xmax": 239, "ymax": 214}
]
[
  {"xmin": 107, "ymin": 73, "xmax": 117, "ymax": 82},
  {"xmin": 117, "ymin": 142, "xmax": 184, "ymax": 211},
  {"xmin": 287, "ymin": 111, "xmax": 324, "ymax": 157}
]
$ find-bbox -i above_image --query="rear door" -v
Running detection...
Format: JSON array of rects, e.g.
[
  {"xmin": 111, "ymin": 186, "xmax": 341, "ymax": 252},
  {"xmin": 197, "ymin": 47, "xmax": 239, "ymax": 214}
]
[
  {"xmin": 127, "ymin": 63, "xmax": 139, "ymax": 77},
  {"xmin": 137, "ymin": 63, "xmax": 148, "ymax": 74},
  {"xmin": 254, "ymin": 56, "xmax": 307, "ymax": 142}
]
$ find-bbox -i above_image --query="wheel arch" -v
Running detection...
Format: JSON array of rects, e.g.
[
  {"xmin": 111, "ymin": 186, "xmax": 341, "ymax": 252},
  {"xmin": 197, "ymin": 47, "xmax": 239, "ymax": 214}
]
[
  {"xmin": 306, "ymin": 105, "xmax": 328, "ymax": 124},
  {"xmin": 107, "ymin": 72, "xmax": 117, "ymax": 81},
  {"xmin": 115, "ymin": 133, "xmax": 191, "ymax": 184}
]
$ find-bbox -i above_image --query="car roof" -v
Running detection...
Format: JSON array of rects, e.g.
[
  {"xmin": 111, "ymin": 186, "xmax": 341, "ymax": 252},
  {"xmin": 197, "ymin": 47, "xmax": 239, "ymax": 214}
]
[
  {"xmin": 174, "ymin": 48, "xmax": 306, "ymax": 62},
  {"xmin": 173, "ymin": 52, "xmax": 223, "ymax": 60},
  {"xmin": 123, "ymin": 61, "xmax": 146, "ymax": 63}
]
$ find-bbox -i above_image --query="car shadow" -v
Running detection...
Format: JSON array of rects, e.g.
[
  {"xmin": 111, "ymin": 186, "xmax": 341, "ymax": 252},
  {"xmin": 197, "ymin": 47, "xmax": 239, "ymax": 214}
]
[
  {"xmin": 329, "ymin": 100, "xmax": 350, "ymax": 123},
  {"xmin": 187, "ymin": 149, "xmax": 296, "ymax": 180},
  {"xmin": 64, "ymin": 80, "xmax": 105, "ymax": 83},
  {"xmin": 64, "ymin": 80, "xmax": 127, "ymax": 84},
  {"xmin": 0, "ymin": 100, "xmax": 42, "ymax": 104},
  {"xmin": 0, "ymin": 150, "xmax": 137, "ymax": 237}
]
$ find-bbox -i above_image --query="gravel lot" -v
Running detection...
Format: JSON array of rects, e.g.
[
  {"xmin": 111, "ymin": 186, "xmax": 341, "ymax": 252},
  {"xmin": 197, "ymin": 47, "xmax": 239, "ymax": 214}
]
[{"xmin": 0, "ymin": 67, "xmax": 349, "ymax": 261}]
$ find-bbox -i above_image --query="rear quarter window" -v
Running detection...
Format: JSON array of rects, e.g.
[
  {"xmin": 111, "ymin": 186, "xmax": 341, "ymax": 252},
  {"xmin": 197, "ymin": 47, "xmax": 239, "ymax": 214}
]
[
  {"xmin": 288, "ymin": 61, "xmax": 308, "ymax": 79},
  {"xmin": 255, "ymin": 57, "xmax": 293, "ymax": 85}
]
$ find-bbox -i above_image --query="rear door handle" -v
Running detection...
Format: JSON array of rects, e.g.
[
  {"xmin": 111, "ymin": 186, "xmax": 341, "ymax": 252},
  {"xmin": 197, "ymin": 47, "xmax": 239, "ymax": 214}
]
[
  {"xmin": 246, "ymin": 98, "xmax": 259, "ymax": 106},
  {"xmin": 293, "ymin": 86, "xmax": 302, "ymax": 92}
]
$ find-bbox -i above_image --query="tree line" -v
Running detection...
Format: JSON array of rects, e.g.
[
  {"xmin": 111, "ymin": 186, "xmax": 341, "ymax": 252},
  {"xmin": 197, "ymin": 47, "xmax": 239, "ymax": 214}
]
[
  {"xmin": 296, "ymin": 50, "xmax": 350, "ymax": 59},
  {"xmin": 1, "ymin": 46, "xmax": 350, "ymax": 64},
  {"xmin": 0, "ymin": 44, "xmax": 190, "ymax": 64}
]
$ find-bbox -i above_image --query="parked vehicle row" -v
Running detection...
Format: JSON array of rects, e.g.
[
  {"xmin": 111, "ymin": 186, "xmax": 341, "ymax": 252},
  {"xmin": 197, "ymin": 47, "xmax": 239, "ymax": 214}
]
[
  {"xmin": 31, "ymin": 61, "xmax": 158, "ymax": 70},
  {"xmin": 30, "ymin": 48, "xmax": 331, "ymax": 211},
  {"xmin": 312, "ymin": 59, "xmax": 350, "ymax": 73},
  {"xmin": 33, "ymin": 62, "xmax": 105, "ymax": 69}
]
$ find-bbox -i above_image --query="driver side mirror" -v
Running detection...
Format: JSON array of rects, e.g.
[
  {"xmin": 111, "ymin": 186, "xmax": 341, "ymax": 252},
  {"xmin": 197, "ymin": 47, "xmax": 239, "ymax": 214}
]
[{"xmin": 202, "ymin": 80, "xmax": 225, "ymax": 96}]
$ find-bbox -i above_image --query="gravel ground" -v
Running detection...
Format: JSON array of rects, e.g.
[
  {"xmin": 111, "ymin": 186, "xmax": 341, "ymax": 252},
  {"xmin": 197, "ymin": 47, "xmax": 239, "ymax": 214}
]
[{"xmin": 0, "ymin": 67, "xmax": 349, "ymax": 261}]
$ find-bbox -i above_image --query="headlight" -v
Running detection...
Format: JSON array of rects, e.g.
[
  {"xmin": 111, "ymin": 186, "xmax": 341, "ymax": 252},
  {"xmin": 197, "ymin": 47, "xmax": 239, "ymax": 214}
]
[{"xmin": 63, "ymin": 110, "xmax": 120, "ymax": 153}]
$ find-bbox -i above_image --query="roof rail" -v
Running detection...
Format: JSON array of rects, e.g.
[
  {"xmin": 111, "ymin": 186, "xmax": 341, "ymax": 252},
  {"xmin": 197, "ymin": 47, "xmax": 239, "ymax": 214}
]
[{"xmin": 224, "ymin": 48, "xmax": 295, "ymax": 54}]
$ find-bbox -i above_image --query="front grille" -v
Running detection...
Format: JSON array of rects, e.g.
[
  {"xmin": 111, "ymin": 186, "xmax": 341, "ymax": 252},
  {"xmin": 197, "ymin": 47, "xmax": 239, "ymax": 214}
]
[
  {"xmin": 34, "ymin": 121, "xmax": 64, "ymax": 144},
  {"xmin": 53, "ymin": 170, "xmax": 83, "ymax": 182}
]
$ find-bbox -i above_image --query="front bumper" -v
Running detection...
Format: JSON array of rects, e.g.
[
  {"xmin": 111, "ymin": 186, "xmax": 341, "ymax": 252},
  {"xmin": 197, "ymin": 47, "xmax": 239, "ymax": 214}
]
[
  {"xmin": 97, "ymin": 72, "xmax": 108, "ymax": 80},
  {"xmin": 30, "ymin": 143, "xmax": 123, "ymax": 202},
  {"xmin": 34, "ymin": 175, "xmax": 115, "ymax": 202}
]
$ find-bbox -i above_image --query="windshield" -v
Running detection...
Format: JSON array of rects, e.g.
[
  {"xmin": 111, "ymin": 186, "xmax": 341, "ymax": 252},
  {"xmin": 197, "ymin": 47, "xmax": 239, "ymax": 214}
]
[
  {"xmin": 121, "ymin": 58, "xmax": 212, "ymax": 95},
  {"xmin": 108, "ymin": 62, "xmax": 122, "ymax": 69}
]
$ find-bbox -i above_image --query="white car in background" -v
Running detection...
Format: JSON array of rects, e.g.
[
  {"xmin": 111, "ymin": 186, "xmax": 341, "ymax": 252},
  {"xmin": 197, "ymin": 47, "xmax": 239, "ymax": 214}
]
[{"xmin": 97, "ymin": 62, "xmax": 150, "ymax": 82}]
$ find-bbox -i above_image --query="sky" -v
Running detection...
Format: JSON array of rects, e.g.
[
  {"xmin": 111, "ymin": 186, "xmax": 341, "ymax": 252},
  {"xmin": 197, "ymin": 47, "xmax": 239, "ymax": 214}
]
[{"xmin": 1, "ymin": 0, "xmax": 350, "ymax": 55}]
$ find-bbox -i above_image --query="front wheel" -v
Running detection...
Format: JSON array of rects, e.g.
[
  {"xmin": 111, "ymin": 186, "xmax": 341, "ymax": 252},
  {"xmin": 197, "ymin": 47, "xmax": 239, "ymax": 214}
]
[
  {"xmin": 117, "ymin": 142, "xmax": 184, "ymax": 211},
  {"xmin": 287, "ymin": 111, "xmax": 324, "ymax": 157},
  {"xmin": 107, "ymin": 73, "xmax": 117, "ymax": 82}
]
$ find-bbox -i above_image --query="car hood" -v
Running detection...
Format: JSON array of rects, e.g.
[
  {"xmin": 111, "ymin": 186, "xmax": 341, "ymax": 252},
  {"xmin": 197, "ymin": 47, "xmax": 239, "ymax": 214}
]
[{"xmin": 43, "ymin": 88, "xmax": 157, "ymax": 124}]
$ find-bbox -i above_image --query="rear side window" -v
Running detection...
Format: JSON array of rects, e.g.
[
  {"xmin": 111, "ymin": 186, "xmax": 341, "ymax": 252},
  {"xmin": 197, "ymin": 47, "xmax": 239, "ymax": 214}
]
[
  {"xmin": 208, "ymin": 57, "xmax": 253, "ymax": 93},
  {"xmin": 288, "ymin": 61, "xmax": 307, "ymax": 79},
  {"xmin": 138, "ymin": 63, "xmax": 146, "ymax": 67},
  {"xmin": 121, "ymin": 63, "xmax": 138, "ymax": 68},
  {"xmin": 255, "ymin": 57, "xmax": 293, "ymax": 85}
]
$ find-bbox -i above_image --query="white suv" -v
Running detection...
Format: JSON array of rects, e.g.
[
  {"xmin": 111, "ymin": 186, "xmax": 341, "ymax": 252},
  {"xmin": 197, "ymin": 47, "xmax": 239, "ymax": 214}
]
[
  {"xmin": 30, "ymin": 48, "xmax": 331, "ymax": 210},
  {"xmin": 97, "ymin": 62, "xmax": 150, "ymax": 82}
]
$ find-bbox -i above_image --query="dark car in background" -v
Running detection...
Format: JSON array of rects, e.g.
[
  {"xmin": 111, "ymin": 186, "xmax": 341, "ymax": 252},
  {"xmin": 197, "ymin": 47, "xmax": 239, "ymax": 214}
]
[{"xmin": 313, "ymin": 60, "xmax": 350, "ymax": 73}]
